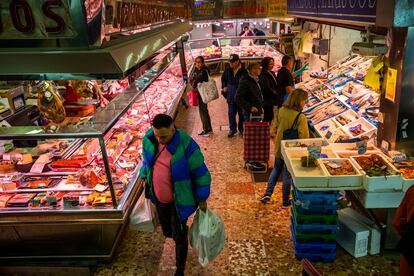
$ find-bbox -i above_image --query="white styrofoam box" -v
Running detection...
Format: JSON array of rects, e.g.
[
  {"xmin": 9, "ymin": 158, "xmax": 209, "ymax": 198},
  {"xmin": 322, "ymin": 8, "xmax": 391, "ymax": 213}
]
[
  {"xmin": 287, "ymin": 158, "xmax": 329, "ymax": 189},
  {"xmin": 318, "ymin": 158, "xmax": 362, "ymax": 188},
  {"xmin": 331, "ymin": 109, "xmax": 359, "ymax": 126},
  {"xmin": 353, "ymin": 190, "xmax": 405, "ymax": 208},
  {"xmin": 281, "ymin": 138, "xmax": 329, "ymax": 160},
  {"xmin": 284, "ymin": 147, "xmax": 338, "ymax": 160},
  {"xmin": 337, "ymin": 212, "xmax": 369, "ymax": 258},
  {"xmin": 351, "ymin": 154, "xmax": 403, "ymax": 192},
  {"xmin": 314, "ymin": 118, "xmax": 340, "ymax": 138},
  {"xmin": 339, "ymin": 208, "xmax": 381, "ymax": 255},
  {"xmin": 334, "ymin": 150, "xmax": 383, "ymax": 159},
  {"xmin": 343, "ymin": 117, "xmax": 377, "ymax": 138}
]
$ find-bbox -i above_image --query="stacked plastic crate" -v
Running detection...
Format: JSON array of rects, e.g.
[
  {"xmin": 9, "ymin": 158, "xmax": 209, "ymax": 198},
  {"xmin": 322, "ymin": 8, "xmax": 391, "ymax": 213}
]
[{"xmin": 290, "ymin": 187, "xmax": 340, "ymax": 262}]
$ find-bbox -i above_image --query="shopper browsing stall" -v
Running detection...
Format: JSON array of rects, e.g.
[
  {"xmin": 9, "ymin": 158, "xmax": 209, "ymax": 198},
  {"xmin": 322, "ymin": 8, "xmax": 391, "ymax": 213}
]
[
  {"xmin": 139, "ymin": 114, "xmax": 211, "ymax": 276},
  {"xmin": 236, "ymin": 62, "xmax": 263, "ymax": 121},
  {"xmin": 259, "ymin": 57, "xmax": 279, "ymax": 123},
  {"xmin": 260, "ymin": 89, "xmax": 309, "ymax": 207},
  {"xmin": 190, "ymin": 56, "xmax": 213, "ymax": 137},
  {"xmin": 253, "ymin": 28, "xmax": 266, "ymax": 45},
  {"xmin": 221, "ymin": 54, "xmax": 248, "ymax": 137}
]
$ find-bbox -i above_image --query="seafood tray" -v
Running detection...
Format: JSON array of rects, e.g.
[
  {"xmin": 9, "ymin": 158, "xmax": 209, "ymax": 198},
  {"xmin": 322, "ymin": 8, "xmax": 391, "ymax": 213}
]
[
  {"xmin": 284, "ymin": 147, "xmax": 337, "ymax": 160},
  {"xmin": 346, "ymin": 91, "xmax": 380, "ymax": 113},
  {"xmin": 392, "ymin": 160, "xmax": 414, "ymax": 192},
  {"xmin": 281, "ymin": 138, "xmax": 329, "ymax": 160},
  {"xmin": 334, "ymin": 150, "xmax": 383, "ymax": 159},
  {"xmin": 315, "ymin": 119, "xmax": 340, "ymax": 138},
  {"xmin": 333, "ymin": 109, "xmax": 359, "ymax": 126},
  {"xmin": 319, "ymin": 158, "xmax": 362, "ymax": 188},
  {"xmin": 312, "ymin": 86, "xmax": 337, "ymax": 101},
  {"xmin": 305, "ymin": 98, "xmax": 349, "ymax": 125},
  {"xmin": 286, "ymin": 158, "xmax": 329, "ymax": 189},
  {"xmin": 304, "ymin": 95, "xmax": 321, "ymax": 109},
  {"xmin": 304, "ymin": 79, "xmax": 323, "ymax": 91},
  {"xmin": 325, "ymin": 74, "xmax": 352, "ymax": 89},
  {"xmin": 351, "ymin": 154, "xmax": 402, "ymax": 192},
  {"xmin": 343, "ymin": 117, "xmax": 376, "ymax": 138},
  {"xmin": 324, "ymin": 126, "xmax": 352, "ymax": 143}
]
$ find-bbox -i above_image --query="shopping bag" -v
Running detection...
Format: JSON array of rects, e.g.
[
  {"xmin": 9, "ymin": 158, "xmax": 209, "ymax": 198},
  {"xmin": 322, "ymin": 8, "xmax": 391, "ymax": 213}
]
[
  {"xmin": 187, "ymin": 90, "xmax": 199, "ymax": 106},
  {"xmin": 189, "ymin": 208, "xmax": 225, "ymax": 267},
  {"xmin": 129, "ymin": 192, "xmax": 158, "ymax": 232},
  {"xmin": 197, "ymin": 73, "xmax": 219, "ymax": 104}
]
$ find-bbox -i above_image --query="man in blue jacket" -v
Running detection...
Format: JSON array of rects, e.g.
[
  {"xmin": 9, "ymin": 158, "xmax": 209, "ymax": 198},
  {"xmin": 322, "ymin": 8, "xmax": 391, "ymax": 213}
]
[{"xmin": 221, "ymin": 54, "xmax": 248, "ymax": 137}]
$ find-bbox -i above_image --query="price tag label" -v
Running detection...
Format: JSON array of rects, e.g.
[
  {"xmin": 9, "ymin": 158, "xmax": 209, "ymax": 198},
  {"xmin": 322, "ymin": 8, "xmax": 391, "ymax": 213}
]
[
  {"xmin": 308, "ymin": 146, "xmax": 322, "ymax": 159},
  {"xmin": 325, "ymin": 131, "xmax": 333, "ymax": 139},
  {"xmin": 357, "ymin": 140, "xmax": 368, "ymax": 154},
  {"xmin": 94, "ymin": 184, "xmax": 108, "ymax": 192}
]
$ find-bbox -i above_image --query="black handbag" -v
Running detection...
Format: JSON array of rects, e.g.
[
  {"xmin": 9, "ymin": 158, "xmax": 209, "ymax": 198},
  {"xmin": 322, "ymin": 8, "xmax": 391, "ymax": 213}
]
[
  {"xmin": 397, "ymin": 218, "xmax": 414, "ymax": 267},
  {"xmin": 283, "ymin": 112, "xmax": 302, "ymax": 140}
]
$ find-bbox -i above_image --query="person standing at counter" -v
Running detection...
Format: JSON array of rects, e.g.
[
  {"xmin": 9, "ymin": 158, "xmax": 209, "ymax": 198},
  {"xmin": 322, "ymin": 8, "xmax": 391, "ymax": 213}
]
[
  {"xmin": 239, "ymin": 25, "xmax": 254, "ymax": 47},
  {"xmin": 260, "ymin": 89, "xmax": 309, "ymax": 207},
  {"xmin": 259, "ymin": 57, "xmax": 278, "ymax": 123},
  {"xmin": 236, "ymin": 62, "xmax": 263, "ymax": 121},
  {"xmin": 253, "ymin": 28, "xmax": 266, "ymax": 45},
  {"xmin": 190, "ymin": 56, "xmax": 213, "ymax": 137},
  {"xmin": 221, "ymin": 54, "xmax": 248, "ymax": 137},
  {"xmin": 277, "ymin": 55, "xmax": 309, "ymax": 104},
  {"xmin": 139, "ymin": 114, "xmax": 211, "ymax": 276},
  {"xmin": 393, "ymin": 185, "xmax": 414, "ymax": 276}
]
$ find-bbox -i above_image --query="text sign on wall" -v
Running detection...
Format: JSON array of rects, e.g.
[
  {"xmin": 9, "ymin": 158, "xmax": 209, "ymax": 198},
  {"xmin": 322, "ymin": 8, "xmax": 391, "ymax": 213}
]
[
  {"xmin": 0, "ymin": 0, "xmax": 75, "ymax": 39},
  {"xmin": 192, "ymin": 0, "xmax": 223, "ymax": 20},
  {"xmin": 224, "ymin": 0, "xmax": 267, "ymax": 18},
  {"xmin": 287, "ymin": 0, "xmax": 377, "ymax": 23},
  {"xmin": 268, "ymin": 0, "xmax": 287, "ymax": 18}
]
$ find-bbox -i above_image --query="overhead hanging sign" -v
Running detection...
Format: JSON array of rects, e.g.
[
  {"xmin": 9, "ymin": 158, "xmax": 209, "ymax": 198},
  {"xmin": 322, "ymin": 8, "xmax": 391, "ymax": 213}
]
[
  {"xmin": 0, "ymin": 0, "xmax": 75, "ymax": 39},
  {"xmin": 268, "ymin": 0, "xmax": 287, "ymax": 18},
  {"xmin": 223, "ymin": 0, "xmax": 267, "ymax": 18},
  {"xmin": 286, "ymin": 0, "xmax": 377, "ymax": 23},
  {"xmin": 192, "ymin": 0, "xmax": 223, "ymax": 20}
]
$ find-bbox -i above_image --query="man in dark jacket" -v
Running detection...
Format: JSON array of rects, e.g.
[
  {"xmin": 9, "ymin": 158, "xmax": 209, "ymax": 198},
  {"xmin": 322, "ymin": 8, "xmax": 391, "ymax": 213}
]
[
  {"xmin": 221, "ymin": 54, "xmax": 248, "ymax": 137},
  {"xmin": 236, "ymin": 62, "xmax": 263, "ymax": 121},
  {"xmin": 253, "ymin": 28, "xmax": 266, "ymax": 45}
]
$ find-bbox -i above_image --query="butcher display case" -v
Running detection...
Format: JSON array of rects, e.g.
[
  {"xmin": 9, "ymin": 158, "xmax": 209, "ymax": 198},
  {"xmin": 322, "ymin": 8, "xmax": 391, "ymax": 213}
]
[
  {"xmin": 0, "ymin": 52, "xmax": 188, "ymax": 262},
  {"xmin": 185, "ymin": 36, "xmax": 284, "ymax": 75}
]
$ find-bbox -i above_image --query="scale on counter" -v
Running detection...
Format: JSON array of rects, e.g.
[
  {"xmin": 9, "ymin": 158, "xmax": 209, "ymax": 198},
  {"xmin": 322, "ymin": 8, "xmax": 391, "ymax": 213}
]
[{"xmin": 0, "ymin": 85, "xmax": 26, "ymax": 114}]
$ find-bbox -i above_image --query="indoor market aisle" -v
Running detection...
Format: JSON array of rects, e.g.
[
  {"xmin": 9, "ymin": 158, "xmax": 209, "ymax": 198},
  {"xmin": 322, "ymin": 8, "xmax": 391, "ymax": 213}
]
[{"xmin": 94, "ymin": 77, "xmax": 399, "ymax": 275}]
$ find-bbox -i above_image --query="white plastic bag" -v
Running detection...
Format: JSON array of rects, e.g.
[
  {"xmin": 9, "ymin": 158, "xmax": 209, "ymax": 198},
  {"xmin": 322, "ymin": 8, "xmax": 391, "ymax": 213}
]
[
  {"xmin": 189, "ymin": 208, "xmax": 225, "ymax": 267},
  {"xmin": 129, "ymin": 192, "xmax": 158, "ymax": 232},
  {"xmin": 197, "ymin": 72, "xmax": 219, "ymax": 104}
]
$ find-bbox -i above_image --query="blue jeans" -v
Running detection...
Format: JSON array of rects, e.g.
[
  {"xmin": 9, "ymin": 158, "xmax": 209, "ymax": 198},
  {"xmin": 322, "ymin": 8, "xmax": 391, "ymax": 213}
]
[
  {"xmin": 265, "ymin": 157, "xmax": 284, "ymax": 196},
  {"xmin": 228, "ymin": 103, "xmax": 244, "ymax": 133},
  {"xmin": 264, "ymin": 158, "xmax": 292, "ymax": 205}
]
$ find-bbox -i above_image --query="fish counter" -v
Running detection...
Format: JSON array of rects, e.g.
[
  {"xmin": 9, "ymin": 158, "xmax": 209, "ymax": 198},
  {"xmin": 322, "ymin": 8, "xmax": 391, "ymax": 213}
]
[
  {"xmin": 281, "ymin": 138, "xmax": 414, "ymax": 208},
  {"xmin": 297, "ymin": 55, "xmax": 379, "ymax": 144}
]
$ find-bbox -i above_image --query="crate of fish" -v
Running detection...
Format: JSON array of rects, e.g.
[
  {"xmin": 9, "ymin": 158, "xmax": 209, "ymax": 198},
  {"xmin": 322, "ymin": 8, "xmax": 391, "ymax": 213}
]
[
  {"xmin": 291, "ymin": 223, "xmax": 337, "ymax": 244},
  {"xmin": 291, "ymin": 223, "xmax": 337, "ymax": 254},
  {"xmin": 291, "ymin": 216, "xmax": 337, "ymax": 235},
  {"xmin": 293, "ymin": 188, "xmax": 339, "ymax": 205},
  {"xmin": 292, "ymin": 191, "xmax": 339, "ymax": 215},
  {"xmin": 292, "ymin": 203, "xmax": 338, "ymax": 225}
]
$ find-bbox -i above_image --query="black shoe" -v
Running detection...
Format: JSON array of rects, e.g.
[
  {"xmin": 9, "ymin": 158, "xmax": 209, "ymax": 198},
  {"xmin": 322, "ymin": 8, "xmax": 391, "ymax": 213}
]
[
  {"xmin": 282, "ymin": 200, "xmax": 291, "ymax": 209},
  {"xmin": 198, "ymin": 130, "xmax": 212, "ymax": 137},
  {"xmin": 228, "ymin": 130, "xmax": 237, "ymax": 138},
  {"xmin": 259, "ymin": 195, "xmax": 271, "ymax": 203}
]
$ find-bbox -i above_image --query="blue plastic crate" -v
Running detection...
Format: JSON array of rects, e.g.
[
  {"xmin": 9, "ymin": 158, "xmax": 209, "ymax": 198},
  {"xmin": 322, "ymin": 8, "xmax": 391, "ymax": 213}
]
[
  {"xmin": 291, "ymin": 221, "xmax": 336, "ymax": 254},
  {"xmin": 294, "ymin": 251, "xmax": 336, "ymax": 262},
  {"xmin": 291, "ymin": 215, "xmax": 337, "ymax": 235},
  {"xmin": 293, "ymin": 188, "xmax": 339, "ymax": 205},
  {"xmin": 292, "ymin": 191, "xmax": 338, "ymax": 215}
]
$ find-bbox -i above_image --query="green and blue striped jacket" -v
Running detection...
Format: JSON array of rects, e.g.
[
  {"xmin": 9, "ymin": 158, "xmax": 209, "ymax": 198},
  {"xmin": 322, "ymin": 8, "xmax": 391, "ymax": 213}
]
[{"xmin": 139, "ymin": 128, "xmax": 211, "ymax": 221}]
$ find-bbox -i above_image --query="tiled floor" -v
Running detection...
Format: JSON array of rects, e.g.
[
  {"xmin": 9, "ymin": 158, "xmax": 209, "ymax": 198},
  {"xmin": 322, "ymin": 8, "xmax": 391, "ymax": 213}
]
[{"xmin": 94, "ymin": 79, "xmax": 399, "ymax": 275}]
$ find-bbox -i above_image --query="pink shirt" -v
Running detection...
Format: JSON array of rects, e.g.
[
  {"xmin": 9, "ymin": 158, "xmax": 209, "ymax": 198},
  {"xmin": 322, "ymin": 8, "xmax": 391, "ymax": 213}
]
[{"xmin": 152, "ymin": 144, "xmax": 174, "ymax": 203}]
